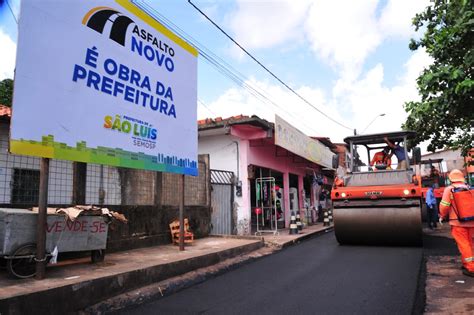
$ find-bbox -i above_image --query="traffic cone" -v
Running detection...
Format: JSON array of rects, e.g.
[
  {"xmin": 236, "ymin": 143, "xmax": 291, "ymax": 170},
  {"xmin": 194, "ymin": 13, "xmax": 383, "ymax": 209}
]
[
  {"xmin": 296, "ymin": 212, "xmax": 303, "ymax": 231},
  {"xmin": 323, "ymin": 210, "xmax": 330, "ymax": 226},
  {"xmin": 328, "ymin": 209, "xmax": 333, "ymax": 224},
  {"xmin": 289, "ymin": 211, "xmax": 298, "ymax": 234}
]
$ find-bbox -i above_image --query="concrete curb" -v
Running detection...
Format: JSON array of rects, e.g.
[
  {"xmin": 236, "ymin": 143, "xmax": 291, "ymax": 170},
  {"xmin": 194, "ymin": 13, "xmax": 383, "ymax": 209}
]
[
  {"xmin": 277, "ymin": 227, "xmax": 334, "ymax": 249},
  {"xmin": 209, "ymin": 234, "xmax": 265, "ymax": 241},
  {"xmin": 0, "ymin": 241, "xmax": 264, "ymax": 314}
]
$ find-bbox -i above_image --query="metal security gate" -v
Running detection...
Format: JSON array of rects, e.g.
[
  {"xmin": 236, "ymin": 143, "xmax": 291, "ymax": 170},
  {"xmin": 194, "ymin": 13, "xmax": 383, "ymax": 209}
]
[{"xmin": 210, "ymin": 170, "xmax": 234, "ymax": 235}]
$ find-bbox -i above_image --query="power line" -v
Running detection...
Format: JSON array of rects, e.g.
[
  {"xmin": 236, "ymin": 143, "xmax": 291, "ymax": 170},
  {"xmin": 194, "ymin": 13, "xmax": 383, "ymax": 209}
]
[
  {"xmin": 198, "ymin": 99, "xmax": 217, "ymax": 116},
  {"xmin": 5, "ymin": 0, "xmax": 18, "ymax": 24},
  {"xmin": 187, "ymin": 0, "xmax": 353, "ymax": 131},
  {"xmin": 138, "ymin": 0, "xmax": 325, "ymax": 135},
  {"xmin": 134, "ymin": 0, "xmax": 328, "ymax": 136}
]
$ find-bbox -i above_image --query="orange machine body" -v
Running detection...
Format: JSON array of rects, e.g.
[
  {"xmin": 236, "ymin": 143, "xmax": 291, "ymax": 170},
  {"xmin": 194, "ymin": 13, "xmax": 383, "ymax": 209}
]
[
  {"xmin": 332, "ymin": 183, "xmax": 421, "ymax": 201},
  {"xmin": 421, "ymin": 186, "xmax": 444, "ymax": 199}
]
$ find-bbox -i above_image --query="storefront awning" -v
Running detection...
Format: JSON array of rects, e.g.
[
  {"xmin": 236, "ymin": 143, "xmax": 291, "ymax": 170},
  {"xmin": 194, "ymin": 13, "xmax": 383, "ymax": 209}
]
[{"xmin": 274, "ymin": 115, "xmax": 335, "ymax": 170}]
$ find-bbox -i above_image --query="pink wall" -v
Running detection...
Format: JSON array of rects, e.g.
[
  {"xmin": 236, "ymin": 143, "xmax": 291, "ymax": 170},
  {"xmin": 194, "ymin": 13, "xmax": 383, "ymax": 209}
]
[
  {"xmin": 230, "ymin": 125, "xmax": 322, "ymax": 230},
  {"xmin": 245, "ymin": 141, "xmax": 315, "ymax": 227}
]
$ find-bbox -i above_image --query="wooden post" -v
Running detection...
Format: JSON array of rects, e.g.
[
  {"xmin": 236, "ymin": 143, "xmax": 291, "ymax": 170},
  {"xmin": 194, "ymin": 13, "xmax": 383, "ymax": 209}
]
[
  {"xmin": 154, "ymin": 172, "xmax": 163, "ymax": 206},
  {"xmin": 72, "ymin": 162, "xmax": 86, "ymax": 205},
  {"xmin": 179, "ymin": 174, "xmax": 185, "ymax": 251},
  {"xmin": 36, "ymin": 158, "xmax": 50, "ymax": 280}
]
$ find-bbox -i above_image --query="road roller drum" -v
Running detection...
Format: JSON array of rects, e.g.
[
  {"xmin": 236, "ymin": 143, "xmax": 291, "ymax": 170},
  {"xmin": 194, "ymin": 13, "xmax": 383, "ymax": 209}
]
[{"xmin": 333, "ymin": 206, "xmax": 422, "ymax": 246}]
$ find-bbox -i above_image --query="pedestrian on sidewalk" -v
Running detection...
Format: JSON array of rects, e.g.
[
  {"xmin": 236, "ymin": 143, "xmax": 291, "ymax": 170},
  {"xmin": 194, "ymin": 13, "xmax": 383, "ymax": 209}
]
[
  {"xmin": 425, "ymin": 185, "xmax": 438, "ymax": 229},
  {"xmin": 439, "ymin": 169, "xmax": 474, "ymax": 277}
]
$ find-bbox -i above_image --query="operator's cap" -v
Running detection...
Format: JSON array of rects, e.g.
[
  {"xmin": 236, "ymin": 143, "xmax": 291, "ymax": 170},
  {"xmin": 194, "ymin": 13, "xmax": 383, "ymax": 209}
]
[{"xmin": 448, "ymin": 169, "xmax": 465, "ymax": 183}]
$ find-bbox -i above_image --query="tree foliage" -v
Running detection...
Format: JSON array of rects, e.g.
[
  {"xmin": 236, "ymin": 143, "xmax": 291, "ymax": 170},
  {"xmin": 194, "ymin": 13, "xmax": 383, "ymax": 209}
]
[
  {"xmin": 0, "ymin": 79, "xmax": 13, "ymax": 107},
  {"xmin": 403, "ymin": 0, "xmax": 473, "ymax": 157}
]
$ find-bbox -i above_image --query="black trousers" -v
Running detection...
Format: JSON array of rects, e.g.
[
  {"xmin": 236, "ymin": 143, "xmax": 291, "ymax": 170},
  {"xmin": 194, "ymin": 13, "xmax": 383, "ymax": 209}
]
[{"xmin": 427, "ymin": 203, "xmax": 439, "ymax": 228}]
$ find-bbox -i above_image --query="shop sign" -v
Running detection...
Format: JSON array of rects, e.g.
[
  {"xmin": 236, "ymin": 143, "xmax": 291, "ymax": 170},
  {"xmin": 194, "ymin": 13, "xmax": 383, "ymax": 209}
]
[
  {"xmin": 275, "ymin": 115, "xmax": 335, "ymax": 169},
  {"xmin": 10, "ymin": 0, "xmax": 198, "ymax": 176}
]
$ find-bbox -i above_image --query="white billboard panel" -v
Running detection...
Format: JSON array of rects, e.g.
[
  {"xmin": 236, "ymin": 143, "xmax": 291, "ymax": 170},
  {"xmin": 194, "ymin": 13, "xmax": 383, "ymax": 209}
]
[{"xmin": 11, "ymin": 0, "xmax": 198, "ymax": 175}]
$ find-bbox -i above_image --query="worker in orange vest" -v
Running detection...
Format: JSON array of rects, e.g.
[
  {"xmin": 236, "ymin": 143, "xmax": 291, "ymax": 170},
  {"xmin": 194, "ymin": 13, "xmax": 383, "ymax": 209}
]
[
  {"xmin": 370, "ymin": 147, "xmax": 392, "ymax": 170},
  {"xmin": 439, "ymin": 169, "xmax": 474, "ymax": 277}
]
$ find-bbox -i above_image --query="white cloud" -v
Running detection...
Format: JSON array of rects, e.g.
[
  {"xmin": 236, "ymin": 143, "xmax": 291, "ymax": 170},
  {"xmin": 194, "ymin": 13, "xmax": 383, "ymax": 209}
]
[
  {"xmin": 400, "ymin": 47, "xmax": 432, "ymax": 86},
  {"xmin": 305, "ymin": 0, "xmax": 381, "ymax": 79},
  {"xmin": 379, "ymin": 0, "xmax": 430, "ymax": 39},
  {"xmin": 226, "ymin": 0, "xmax": 430, "ymax": 80},
  {"xmin": 227, "ymin": 0, "xmax": 311, "ymax": 50},
  {"xmin": 198, "ymin": 77, "xmax": 352, "ymax": 143},
  {"xmin": 200, "ymin": 48, "xmax": 432, "ymax": 144},
  {"xmin": 200, "ymin": 0, "xmax": 433, "ymax": 144},
  {"xmin": 337, "ymin": 48, "xmax": 431, "ymax": 136},
  {"xmin": 0, "ymin": 29, "xmax": 16, "ymax": 80}
]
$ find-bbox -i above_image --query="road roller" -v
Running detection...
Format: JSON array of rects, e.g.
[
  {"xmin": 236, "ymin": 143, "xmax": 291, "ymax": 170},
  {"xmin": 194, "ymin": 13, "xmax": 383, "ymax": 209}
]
[{"xmin": 331, "ymin": 131, "xmax": 423, "ymax": 246}]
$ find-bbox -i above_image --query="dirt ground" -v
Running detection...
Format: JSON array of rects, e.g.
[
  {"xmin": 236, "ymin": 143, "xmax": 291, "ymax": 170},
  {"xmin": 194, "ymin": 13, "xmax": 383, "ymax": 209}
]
[{"xmin": 423, "ymin": 225, "xmax": 474, "ymax": 314}]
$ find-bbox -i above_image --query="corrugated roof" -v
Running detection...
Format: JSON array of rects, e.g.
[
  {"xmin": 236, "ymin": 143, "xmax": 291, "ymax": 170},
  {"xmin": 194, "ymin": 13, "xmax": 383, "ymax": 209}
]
[
  {"xmin": 198, "ymin": 115, "xmax": 273, "ymax": 131},
  {"xmin": 198, "ymin": 114, "xmax": 341, "ymax": 154}
]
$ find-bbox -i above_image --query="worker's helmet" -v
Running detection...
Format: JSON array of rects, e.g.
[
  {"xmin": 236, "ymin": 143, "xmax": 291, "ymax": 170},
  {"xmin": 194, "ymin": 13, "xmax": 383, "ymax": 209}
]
[{"xmin": 448, "ymin": 169, "xmax": 465, "ymax": 183}]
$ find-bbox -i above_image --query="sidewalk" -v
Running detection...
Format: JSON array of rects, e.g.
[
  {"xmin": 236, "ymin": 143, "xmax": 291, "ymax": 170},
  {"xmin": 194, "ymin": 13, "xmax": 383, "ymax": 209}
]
[{"xmin": 0, "ymin": 223, "xmax": 332, "ymax": 314}]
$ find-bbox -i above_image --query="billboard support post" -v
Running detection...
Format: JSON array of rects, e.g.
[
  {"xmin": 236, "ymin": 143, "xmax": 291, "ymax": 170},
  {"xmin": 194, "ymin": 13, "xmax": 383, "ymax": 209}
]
[
  {"xmin": 35, "ymin": 158, "xmax": 50, "ymax": 280},
  {"xmin": 179, "ymin": 174, "xmax": 185, "ymax": 251}
]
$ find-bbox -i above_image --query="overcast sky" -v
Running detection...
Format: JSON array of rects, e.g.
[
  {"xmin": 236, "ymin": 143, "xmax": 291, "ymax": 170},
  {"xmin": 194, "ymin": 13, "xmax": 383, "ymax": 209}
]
[{"xmin": 0, "ymin": 0, "xmax": 432, "ymax": 143}]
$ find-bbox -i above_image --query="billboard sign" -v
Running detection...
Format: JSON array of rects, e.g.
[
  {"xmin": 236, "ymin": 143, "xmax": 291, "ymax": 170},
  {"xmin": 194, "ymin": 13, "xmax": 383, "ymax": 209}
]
[
  {"xmin": 275, "ymin": 115, "xmax": 335, "ymax": 169},
  {"xmin": 10, "ymin": 0, "xmax": 198, "ymax": 175}
]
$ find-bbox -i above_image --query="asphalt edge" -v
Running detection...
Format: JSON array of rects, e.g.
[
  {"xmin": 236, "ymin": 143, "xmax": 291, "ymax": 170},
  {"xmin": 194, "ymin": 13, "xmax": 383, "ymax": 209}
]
[
  {"xmin": 85, "ymin": 247, "xmax": 277, "ymax": 314},
  {"xmin": 411, "ymin": 251, "xmax": 427, "ymax": 315},
  {"xmin": 87, "ymin": 226, "xmax": 334, "ymax": 314}
]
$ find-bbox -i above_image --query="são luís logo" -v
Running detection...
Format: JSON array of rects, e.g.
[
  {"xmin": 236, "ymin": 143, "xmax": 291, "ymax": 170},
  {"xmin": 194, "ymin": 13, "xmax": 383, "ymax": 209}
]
[{"xmin": 104, "ymin": 114, "xmax": 157, "ymax": 150}]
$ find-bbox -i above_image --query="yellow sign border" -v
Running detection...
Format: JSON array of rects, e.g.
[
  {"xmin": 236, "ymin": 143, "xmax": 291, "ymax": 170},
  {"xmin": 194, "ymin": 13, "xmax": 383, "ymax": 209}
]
[{"xmin": 116, "ymin": 0, "xmax": 198, "ymax": 57}]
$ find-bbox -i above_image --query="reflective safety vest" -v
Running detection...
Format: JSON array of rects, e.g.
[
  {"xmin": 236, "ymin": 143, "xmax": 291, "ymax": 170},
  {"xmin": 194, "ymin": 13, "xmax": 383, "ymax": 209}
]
[{"xmin": 452, "ymin": 186, "xmax": 474, "ymax": 222}]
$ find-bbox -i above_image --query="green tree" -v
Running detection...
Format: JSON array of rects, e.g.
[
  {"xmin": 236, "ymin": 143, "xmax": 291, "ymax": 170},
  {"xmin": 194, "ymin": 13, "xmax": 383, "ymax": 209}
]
[
  {"xmin": 403, "ymin": 0, "xmax": 473, "ymax": 158},
  {"xmin": 0, "ymin": 78, "xmax": 14, "ymax": 107}
]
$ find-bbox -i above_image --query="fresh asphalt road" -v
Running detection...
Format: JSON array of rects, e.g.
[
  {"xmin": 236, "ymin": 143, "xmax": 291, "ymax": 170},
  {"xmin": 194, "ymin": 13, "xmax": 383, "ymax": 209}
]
[{"xmin": 122, "ymin": 231, "xmax": 423, "ymax": 315}]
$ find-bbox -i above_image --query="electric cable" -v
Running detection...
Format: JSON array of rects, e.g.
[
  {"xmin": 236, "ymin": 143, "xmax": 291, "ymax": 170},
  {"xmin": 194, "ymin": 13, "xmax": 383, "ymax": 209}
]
[
  {"xmin": 134, "ymin": 0, "xmax": 328, "ymax": 135},
  {"xmin": 198, "ymin": 98, "xmax": 217, "ymax": 116},
  {"xmin": 187, "ymin": 0, "xmax": 353, "ymax": 131},
  {"xmin": 5, "ymin": 0, "xmax": 18, "ymax": 24}
]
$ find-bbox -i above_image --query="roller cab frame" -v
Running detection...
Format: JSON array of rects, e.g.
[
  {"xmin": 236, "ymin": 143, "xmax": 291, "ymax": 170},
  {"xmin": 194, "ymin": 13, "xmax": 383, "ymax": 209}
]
[
  {"xmin": 418, "ymin": 158, "xmax": 447, "ymax": 199},
  {"xmin": 331, "ymin": 131, "xmax": 423, "ymax": 246}
]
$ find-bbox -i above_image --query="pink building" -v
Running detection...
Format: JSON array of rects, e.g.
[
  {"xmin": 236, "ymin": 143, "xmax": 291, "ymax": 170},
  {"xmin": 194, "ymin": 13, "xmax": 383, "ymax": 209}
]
[{"xmin": 198, "ymin": 115, "xmax": 337, "ymax": 236}]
